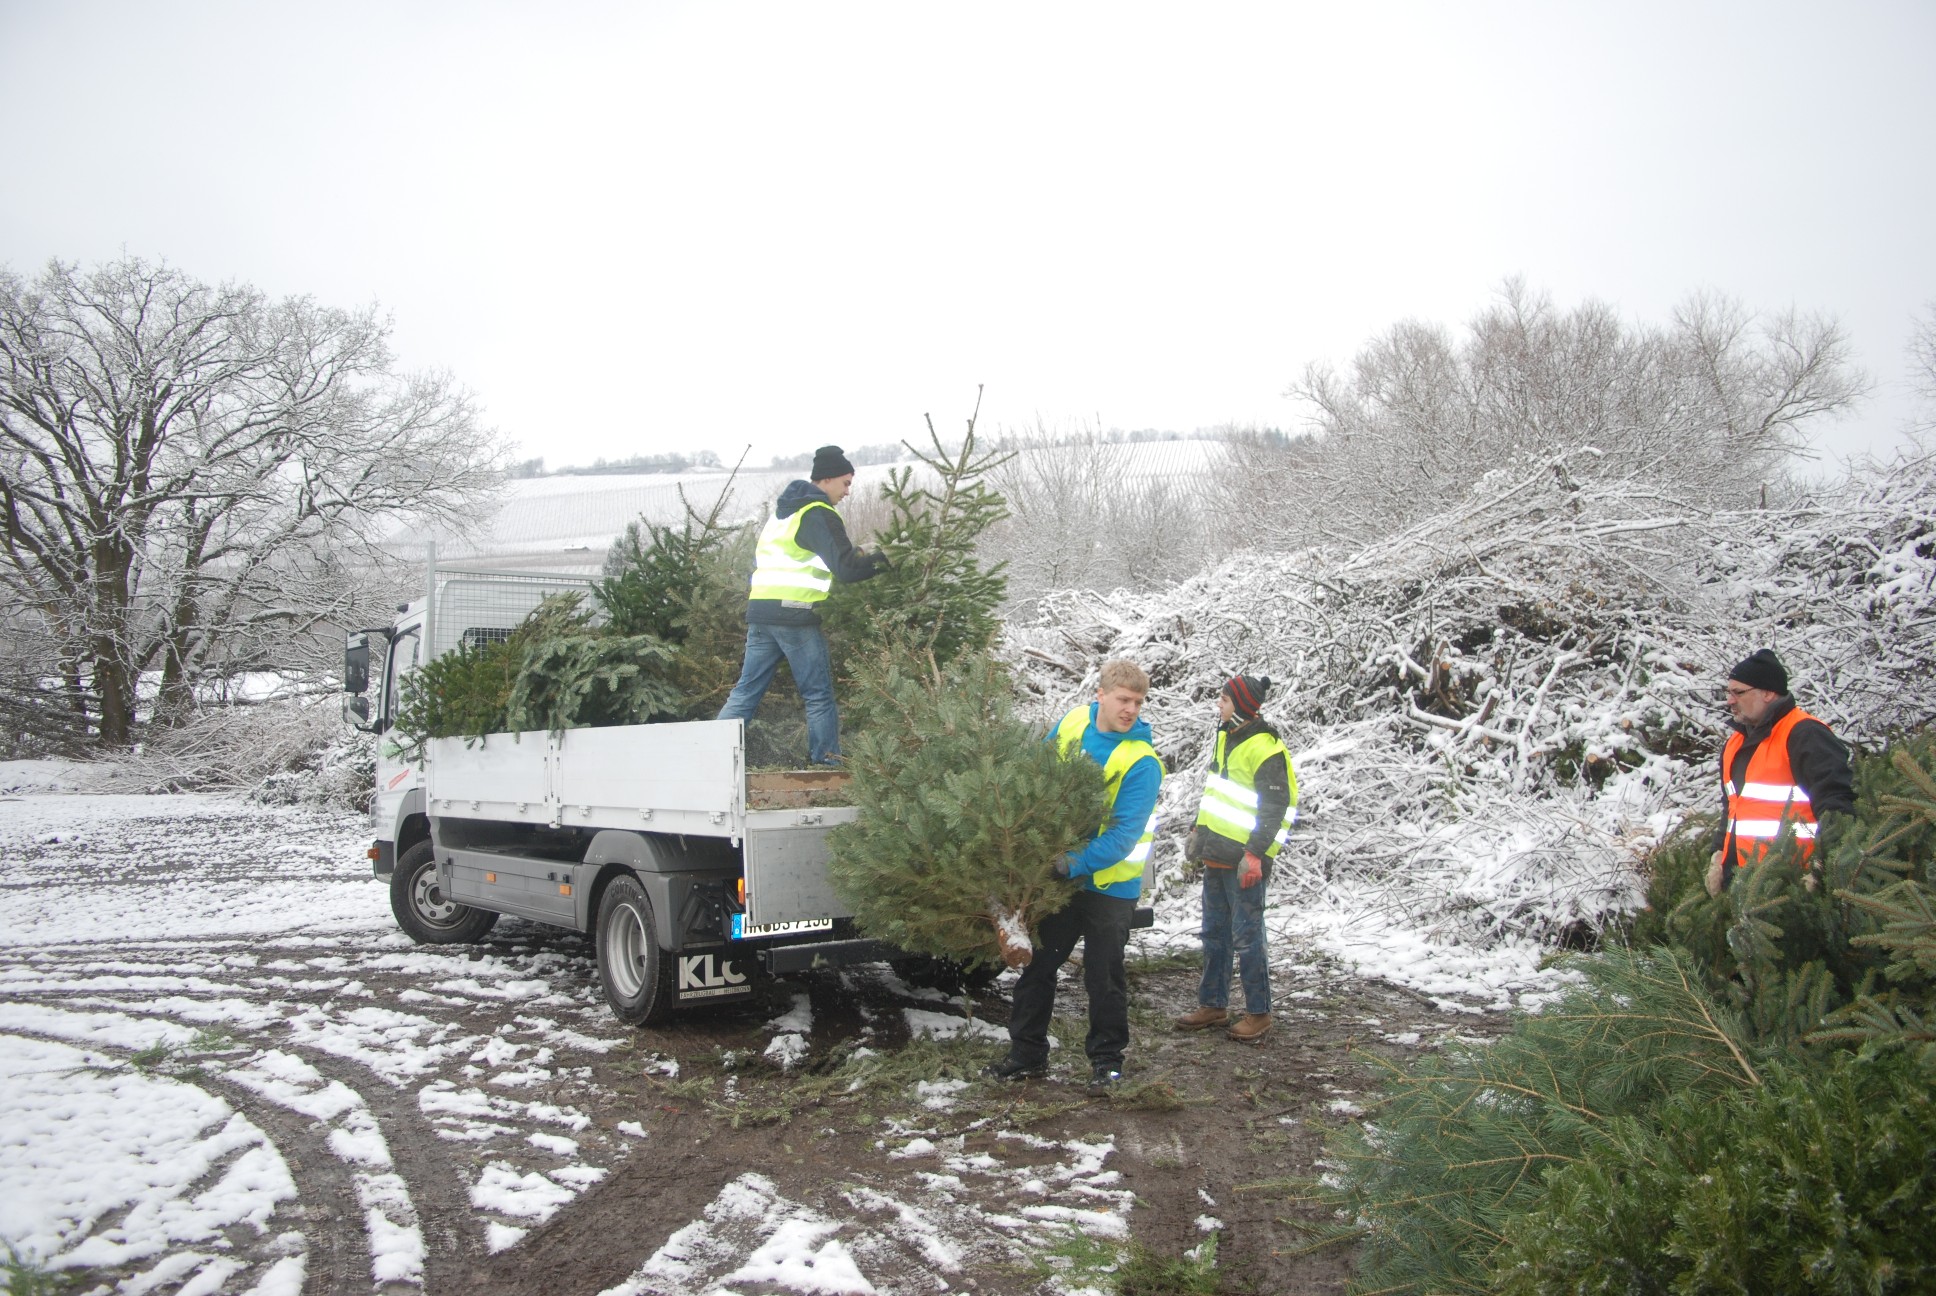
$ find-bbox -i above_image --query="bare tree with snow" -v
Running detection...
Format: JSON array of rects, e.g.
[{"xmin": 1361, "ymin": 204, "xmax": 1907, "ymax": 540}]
[
  {"xmin": 983, "ymin": 430, "xmax": 1229, "ymax": 612},
  {"xmin": 0, "ymin": 256, "xmax": 505, "ymax": 747},
  {"xmin": 1909, "ymin": 303, "xmax": 1936, "ymax": 438},
  {"xmin": 1249, "ymin": 280, "xmax": 1868, "ymax": 546}
]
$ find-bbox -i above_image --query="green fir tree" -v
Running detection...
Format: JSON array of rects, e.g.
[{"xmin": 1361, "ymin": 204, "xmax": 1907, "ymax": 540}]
[
  {"xmin": 1313, "ymin": 731, "xmax": 1936, "ymax": 1295},
  {"xmin": 822, "ymin": 387, "xmax": 1014, "ymax": 680},
  {"xmin": 1489, "ymin": 1046, "xmax": 1936, "ymax": 1295},
  {"xmin": 826, "ymin": 650, "xmax": 1108, "ymax": 968},
  {"xmin": 390, "ymin": 634, "xmax": 520, "ymax": 760},
  {"xmin": 1314, "ymin": 948, "xmax": 1763, "ymax": 1295},
  {"xmin": 394, "ymin": 593, "xmax": 682, "ymax": 750},
  {"xmin": 595, "ymin": 478, "xmax": 762, "ymax": 720}
]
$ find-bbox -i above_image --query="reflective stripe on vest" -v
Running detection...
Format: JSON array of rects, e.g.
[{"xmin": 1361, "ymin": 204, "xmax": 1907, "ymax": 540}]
[
  {"xmin": 748, "ymin": 502, "xmax": 835, "ymax": 603},
  {"xmin": 1053, "ymin": 706, "xmax": 1162, "ymax": 887},
  {"xmin": 1194, "ymin": 728, "xmax": 1299, "ymax": 858},
  {"xmin": 1722, "ymin": 706, "xmax": 1823, "ymax": 868}
]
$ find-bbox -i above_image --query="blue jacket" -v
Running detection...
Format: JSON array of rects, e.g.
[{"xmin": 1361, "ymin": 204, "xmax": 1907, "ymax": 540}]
[{"xmin": 1050, "ymin": 702, "xmax": 1163, "ymax": 900}]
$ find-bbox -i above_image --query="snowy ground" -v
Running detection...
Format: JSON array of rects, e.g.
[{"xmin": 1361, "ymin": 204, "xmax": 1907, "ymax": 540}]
[{"xmin": 0, "ymin": 768, "xmax": 1563, "ymax": 1295}]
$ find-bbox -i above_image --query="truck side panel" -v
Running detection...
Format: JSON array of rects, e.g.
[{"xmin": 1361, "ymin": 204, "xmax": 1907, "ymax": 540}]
[
  {"xmin": 427, "ymin": 720, "xmax": 744, "ymax": 838},
  {"xmin": 554, "ymin": 722, "xmax": 741, "ymax": 835},
  {"xmin": 428, "ymin": 731, "xmax": 554, "ymax": 821}
]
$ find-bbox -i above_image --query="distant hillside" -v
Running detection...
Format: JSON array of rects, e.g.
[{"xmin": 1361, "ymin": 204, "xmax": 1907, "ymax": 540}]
[{"xmin": 385, "ymin": 439, "xmax": 1228, "ymax": 574}]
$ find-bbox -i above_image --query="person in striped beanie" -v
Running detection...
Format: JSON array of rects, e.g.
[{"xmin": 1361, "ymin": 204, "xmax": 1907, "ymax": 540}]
[{"xmin": 1177, "ymin": 673, "xmax": 1296, "ymax": 1043}]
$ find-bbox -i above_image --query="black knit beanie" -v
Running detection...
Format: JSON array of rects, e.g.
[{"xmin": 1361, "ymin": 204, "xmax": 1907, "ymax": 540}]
[
  {"xmin": 1728, "ymin": 648, "xmax": 1789, "ymax": 695},
  {"xmin": 1223, "ymin": 674, "xmax": 1272, "ymax": 721},
  {"xmin": 810, "ymin": 445, "xmax": 855, "ymax": 480}
]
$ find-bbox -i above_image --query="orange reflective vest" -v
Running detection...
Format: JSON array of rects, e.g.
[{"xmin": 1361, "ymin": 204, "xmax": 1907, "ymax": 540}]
[{"xmin": 1721, "ymin": 706, "xmax": 1823, "ymax": 870}]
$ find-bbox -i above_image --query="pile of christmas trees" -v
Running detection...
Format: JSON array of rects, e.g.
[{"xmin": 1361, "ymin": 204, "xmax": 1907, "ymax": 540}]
[
  {"xmin": 391, "ymin": 489, "xmax": 745, "ymax": 760},
  {"xmin": 1313, "ymin": 731, "xmax": 1936, "ymax": 1294}
]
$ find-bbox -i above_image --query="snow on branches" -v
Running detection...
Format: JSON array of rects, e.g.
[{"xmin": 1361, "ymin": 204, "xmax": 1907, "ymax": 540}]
[{"xmin": 1001, "ymin": 446, "xmax": 1936, "ymax": 965}]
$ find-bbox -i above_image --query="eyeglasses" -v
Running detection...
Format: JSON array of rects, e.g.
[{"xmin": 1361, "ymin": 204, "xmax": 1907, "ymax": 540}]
[{"xmin": 1724, "ymin": 686, "xmax": 1754, "ymax": 700}]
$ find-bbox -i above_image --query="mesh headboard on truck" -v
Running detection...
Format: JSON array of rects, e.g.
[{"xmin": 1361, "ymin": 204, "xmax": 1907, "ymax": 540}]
[{"xmin": 428, "ymin": 569, "xmax": 595, "ymax": 660}]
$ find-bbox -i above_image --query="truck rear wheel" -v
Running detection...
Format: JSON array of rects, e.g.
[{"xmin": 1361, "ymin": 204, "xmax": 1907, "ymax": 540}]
[
  {"xmin": 391, "ymin": 840, "xmax": 499, "ymax": 944},
  {"xmin": 597, "ymin": 874, "xmax": 677, "ymax": 1026}
]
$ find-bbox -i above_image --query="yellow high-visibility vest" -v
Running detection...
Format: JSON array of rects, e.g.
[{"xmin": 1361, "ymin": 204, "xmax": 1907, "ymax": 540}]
[
  {"xmin": 1053, "ymin": 706, "xmax": 1162, "ymax": 887},
  {"xmin": 1194, "ymin": 728, "xmax": 1298, "ymax": 858},
  {"xmin": 748, "ymin": 502, "xmax": 835, "ymax": 604}
]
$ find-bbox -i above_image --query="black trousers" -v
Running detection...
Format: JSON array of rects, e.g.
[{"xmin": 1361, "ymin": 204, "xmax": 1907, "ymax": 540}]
[{"xmin": 1005, "ymin": 889, "xmax": 1135, "ymax": 1071}]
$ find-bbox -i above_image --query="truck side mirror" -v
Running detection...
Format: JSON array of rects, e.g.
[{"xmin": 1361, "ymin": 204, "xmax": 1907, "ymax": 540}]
[
  {"xmin": 344, "ymin": 637, "xmax": 370, "ymax": 695},
  {"xmin": 346, "ymin": 695, "xmax": 371, "ymax": 723}
]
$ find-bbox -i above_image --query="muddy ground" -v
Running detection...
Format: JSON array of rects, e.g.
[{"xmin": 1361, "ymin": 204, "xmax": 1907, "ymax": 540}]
[
  {"xmin": 387, "ymin": 933, "xmax": 1509, "ymax": 1296},
  {"xmin": 3, "ymin": 794, "xmax": 1512, "ymax": 1296}
]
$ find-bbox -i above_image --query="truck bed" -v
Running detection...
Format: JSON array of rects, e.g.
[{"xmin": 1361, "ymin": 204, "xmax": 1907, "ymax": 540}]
[
  {"xmin": 426, "ymin": 721, "xmax": 861, "ymax": 932},
  {"xmin": 427, "ymin": 724, "xmax": 856, "ymax": 826},
  {"xmin": 746, "ymin": 768, "xmax": 854, "ymax": 809}
]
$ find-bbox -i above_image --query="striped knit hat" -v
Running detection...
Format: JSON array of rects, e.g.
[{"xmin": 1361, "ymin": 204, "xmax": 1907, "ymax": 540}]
[{"xmin": 1223, "ymin": 674, "xmax": 1271, "ymax": 721}]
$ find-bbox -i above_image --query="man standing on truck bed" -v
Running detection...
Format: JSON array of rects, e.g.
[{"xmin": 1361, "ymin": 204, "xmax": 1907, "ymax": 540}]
[{"xmin": 717, "ymin": 445, "xmax": 886, "ymax": 767}]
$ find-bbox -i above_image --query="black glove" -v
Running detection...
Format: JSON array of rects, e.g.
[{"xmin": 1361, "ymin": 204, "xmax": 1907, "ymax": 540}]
[{"xmin": 1051, "ymin": 854, "xmax": 1073, "ymax": 879}]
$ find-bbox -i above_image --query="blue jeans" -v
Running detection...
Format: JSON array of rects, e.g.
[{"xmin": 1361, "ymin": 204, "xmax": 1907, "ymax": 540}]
[
  {"xmin": 1197, "ymin": 864, "xmax": 1271, "ymax": 1016},
  {"xmin": 716, "ymin": 622, "xmax": 840, "ymax": 765}
]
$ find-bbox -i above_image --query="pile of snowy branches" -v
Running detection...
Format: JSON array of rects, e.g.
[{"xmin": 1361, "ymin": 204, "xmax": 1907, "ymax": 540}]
[
  {"xmin": 117, "ymin": 692, "xmax": 377, "ymax": 811},
  {"xmin": 1002, "ymin": 443, "xmax": 1936, "ymax": 973}
]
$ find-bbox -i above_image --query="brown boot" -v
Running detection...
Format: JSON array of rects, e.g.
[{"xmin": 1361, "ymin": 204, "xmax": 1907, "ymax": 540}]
[
  {"xmin": 1173, "ymin": 1005, "xmax": 1231, "ymax": 1031},
  {"xmin": 1227, "ymin": 1013, "xmax": 1272, "ymax": 1043}
]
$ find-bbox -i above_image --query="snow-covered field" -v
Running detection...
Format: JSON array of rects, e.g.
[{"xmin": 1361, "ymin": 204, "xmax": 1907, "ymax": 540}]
[{"xmin": 0, "ymin": 762, "xmax": 1563, "ymax": 1295}]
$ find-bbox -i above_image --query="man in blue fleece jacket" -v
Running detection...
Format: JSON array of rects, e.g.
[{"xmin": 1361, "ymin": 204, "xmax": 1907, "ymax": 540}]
[
  {"xmin": 716, "ymin": 446, "xmax": 885, "ymax": 766},
  {"xmin": 986, "ymin": 659, "xmax": 1164, "ymax": 1092}
]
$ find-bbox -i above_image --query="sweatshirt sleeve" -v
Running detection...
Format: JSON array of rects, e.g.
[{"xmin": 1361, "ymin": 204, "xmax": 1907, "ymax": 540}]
[
  {"xmin": 1072, "ymin": 754, "xmax": 1162, "ymax": 876},
  {"xmin": 1244, "ymin": 751, "xmax": 1292, "ymax": 859},
  {"xmin": 795, "ymin": 507, "xmax": 886, "ymax": 585},
  {"xmin": 1789, "ymin": 720, "xmax": 1856, "ymax": 819}
]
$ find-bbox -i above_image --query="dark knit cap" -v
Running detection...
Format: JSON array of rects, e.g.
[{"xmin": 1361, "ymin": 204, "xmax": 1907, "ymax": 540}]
[
  {"xmin": 1223, "ymin": 674, "xmax": 1272, "ymax": 721},
  {"xmin": 810, "ymin": 445, "xmax": 856, "ymax": 480},
  {"xmin": 1729, "ymin": 648, "xmax": 1789, "ymax": 696}
]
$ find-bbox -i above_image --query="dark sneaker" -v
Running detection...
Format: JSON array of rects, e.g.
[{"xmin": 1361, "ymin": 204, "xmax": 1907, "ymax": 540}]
[
  {"xmin": 981, "ymin": 1056, "xmax": 1046, "ymax": 1082},
  {"xmin": 1087, "ymin": 1066, "xmax": 1124, "ymax": 1094}
]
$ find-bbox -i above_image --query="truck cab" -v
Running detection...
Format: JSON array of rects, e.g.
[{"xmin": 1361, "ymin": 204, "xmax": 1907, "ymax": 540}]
[{"xmin": 343, "ymin": 566, "xmax": 595, "ymax": 881}]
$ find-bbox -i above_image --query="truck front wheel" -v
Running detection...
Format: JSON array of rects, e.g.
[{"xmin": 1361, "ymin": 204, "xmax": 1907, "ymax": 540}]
[
  {"xmin": 391, "ymin": 840, "xmax": 499, "ymax": 944},
  {"xmin": 596, "ymin": 874, "xmax": 677, "ymax": 1026}
]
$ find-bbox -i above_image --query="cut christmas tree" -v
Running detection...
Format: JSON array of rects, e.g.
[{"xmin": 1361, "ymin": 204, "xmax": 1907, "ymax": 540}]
[
  {"xmin": 822, "ymin": 388, "xmax": 1014, "ymax": 692},
  {"xmin": 827, "ymin": 650, "xmax": 1108, "ymax": 969}
]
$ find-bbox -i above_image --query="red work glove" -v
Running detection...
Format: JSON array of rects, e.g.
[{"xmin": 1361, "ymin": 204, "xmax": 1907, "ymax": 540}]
[{"xmin": 1239, "ymin": 852, "xmax": 1264, "ymax": 889}]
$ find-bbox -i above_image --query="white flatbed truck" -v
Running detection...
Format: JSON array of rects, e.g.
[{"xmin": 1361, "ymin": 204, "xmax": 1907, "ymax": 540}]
[{"xmin": 342, "ymin": 563, "xmax": 895, "ymax": 1024}]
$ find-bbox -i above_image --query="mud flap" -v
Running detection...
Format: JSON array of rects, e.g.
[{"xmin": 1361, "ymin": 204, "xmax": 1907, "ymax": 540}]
[{"xmin": 672, "ymin": 948, "xmax": 754, "ymax": 1002}]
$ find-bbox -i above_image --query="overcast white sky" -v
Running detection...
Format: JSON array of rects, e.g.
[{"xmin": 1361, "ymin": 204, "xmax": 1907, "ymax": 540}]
[{"xmin": 2, "ymin": 1, "xmax": 1931, "ymax": 471}]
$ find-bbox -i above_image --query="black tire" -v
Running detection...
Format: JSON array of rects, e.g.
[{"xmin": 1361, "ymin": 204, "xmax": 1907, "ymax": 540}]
[
  {"xmin": 596, "ymin": 873, "xmax": 677, "ymax": 1026},
  {"xmin": 390, "ymin": 840, "xmax": 499, "ymax": 944}
]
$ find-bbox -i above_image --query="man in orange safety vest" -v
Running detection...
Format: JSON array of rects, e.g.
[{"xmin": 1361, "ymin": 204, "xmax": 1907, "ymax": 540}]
[{"xmin": 1705, "ymin": 649, "xmax": 1855, "ymax": 895}]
